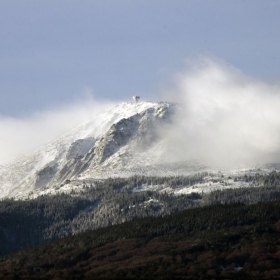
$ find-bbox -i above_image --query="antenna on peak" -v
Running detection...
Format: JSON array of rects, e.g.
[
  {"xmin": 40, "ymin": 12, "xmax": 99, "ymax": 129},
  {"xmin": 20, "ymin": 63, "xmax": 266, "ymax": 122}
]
[{"xmin": 133, "ymin": 96, "xmax": 140, "ymax": 103}]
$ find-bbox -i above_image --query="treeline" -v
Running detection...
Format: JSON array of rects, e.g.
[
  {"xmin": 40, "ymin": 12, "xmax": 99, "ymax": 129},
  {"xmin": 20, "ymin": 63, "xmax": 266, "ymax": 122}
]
[
  {"xmin": 204, "ymin": 171, "xmax": 280, "ymax": 205},
  {"xmin": 1, "ymin": 171, "xmax": 280, "ymax": 255}
]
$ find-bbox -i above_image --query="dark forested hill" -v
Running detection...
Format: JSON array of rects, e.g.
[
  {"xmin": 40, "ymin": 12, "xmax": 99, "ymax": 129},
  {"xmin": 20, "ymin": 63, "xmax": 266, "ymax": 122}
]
[
  {"xmin": 0, "ymin": 199, "xmax": 280, "ymax": 279},
  {"xmin": 1, "ymin": 172, "xmax": 280, "ymax": 257}
]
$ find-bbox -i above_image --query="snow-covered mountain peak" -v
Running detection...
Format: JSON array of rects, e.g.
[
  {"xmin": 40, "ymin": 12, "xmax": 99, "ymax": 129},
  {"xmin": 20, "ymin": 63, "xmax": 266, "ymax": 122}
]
[
  {"xmin": 0, "ymin": 101, "xmax": 176, "ymax": 199},
  {"xmin": 70, "ymin": 101, "xmax": 174, "ymax": 138}
]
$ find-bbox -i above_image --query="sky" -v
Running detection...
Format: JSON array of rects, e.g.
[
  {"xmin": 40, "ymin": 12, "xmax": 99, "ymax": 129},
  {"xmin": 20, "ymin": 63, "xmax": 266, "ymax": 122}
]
[
  {"xmin": 1, "ymin": 0, "xmax": 280, "ymax": 163},
  {"xmin": 1, "ymin": 0, "xmax": 280, "ymax": 117}
]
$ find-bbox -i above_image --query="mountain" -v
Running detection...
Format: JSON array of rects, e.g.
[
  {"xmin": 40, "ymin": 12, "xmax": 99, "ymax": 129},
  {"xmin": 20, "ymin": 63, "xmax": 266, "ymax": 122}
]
[
  {"xmin": 1, "ymin": 101, "xmax": 280, "ymax": 279},
  {"xmin": 1, "ymin": 100, "xmax": 280, "ymax": 258},
  {"xmin": 0, "ymin": 102, "xmax": 178, "ymax": 199},
  {"xmin": 1, "ymin": 100, "xmax": 278, "ymax": 200}
]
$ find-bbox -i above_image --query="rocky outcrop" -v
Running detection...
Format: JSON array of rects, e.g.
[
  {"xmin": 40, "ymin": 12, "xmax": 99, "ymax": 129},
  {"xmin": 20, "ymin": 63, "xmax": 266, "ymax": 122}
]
[{"xmin": 0, "ymin": 102, "xmax": 176, "ymax": 198}]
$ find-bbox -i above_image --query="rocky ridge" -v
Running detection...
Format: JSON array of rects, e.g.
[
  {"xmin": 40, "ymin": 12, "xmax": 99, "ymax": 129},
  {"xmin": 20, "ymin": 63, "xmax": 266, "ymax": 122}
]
[{"xmin": 0, "ymin": 102, "xmax": 176, "ymax": 199}]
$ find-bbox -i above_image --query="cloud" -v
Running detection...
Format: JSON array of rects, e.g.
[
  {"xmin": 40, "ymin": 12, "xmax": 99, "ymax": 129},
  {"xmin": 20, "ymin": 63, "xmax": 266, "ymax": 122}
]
[
  {"xmin": 159, "ymin": 56, "xmax": 280, "ymax": 168},
  {"xmin": 0, "ymin": 91, "xmax": 115, "ymax": 164},
  {"xmin": 2, "ymin": 57, "xmax": 280, "ymax": 170}
]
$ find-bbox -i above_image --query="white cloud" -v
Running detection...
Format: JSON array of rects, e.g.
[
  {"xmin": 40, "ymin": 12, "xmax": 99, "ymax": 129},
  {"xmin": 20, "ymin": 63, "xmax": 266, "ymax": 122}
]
[
  {"xmin": 0, "ymin": 92, "xmax": 115, "ymax": 164},
  {"xmin": 159, "ymin": 56, "xmax": 280, "ymax": 168}
]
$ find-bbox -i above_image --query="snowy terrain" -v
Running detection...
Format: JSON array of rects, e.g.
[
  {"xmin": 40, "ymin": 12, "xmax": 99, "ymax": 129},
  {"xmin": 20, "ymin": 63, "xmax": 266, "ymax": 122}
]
[
  {"xmin": 0, "ymin": 101, "xmax": 279, "ymax": 200},
  {"xmin": 0, "ymin": 102, "xmax": 176, "ymax": 198}
]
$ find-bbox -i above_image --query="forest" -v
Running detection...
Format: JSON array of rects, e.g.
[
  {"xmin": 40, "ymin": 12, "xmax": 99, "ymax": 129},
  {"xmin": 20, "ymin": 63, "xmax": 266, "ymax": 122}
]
[
  {"xmin": 0, "ymin": 198, "xmax": 280, "ymax": 278},
  {"xmin": 0, "ymin": 171, "xmax": 280, "ymax": 257}
]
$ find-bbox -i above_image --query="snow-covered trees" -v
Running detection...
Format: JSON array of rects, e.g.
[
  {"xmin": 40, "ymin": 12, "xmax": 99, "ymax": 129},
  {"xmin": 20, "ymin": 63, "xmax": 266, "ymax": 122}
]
[{"xmin": 1, "ymin": 172, "xmax": 280, "ymax": 256}]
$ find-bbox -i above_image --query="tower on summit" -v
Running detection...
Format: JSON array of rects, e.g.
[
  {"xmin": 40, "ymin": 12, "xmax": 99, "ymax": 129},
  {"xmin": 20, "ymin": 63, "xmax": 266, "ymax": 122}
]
[{"xmin": 133, "ymin": 96, "xmax": 140, "ymax": 103}]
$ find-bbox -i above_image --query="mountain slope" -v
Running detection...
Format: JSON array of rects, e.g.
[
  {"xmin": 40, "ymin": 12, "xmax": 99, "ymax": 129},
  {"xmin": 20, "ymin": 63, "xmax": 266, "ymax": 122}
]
[
  {"xmin": 1, "ymin": 199, "xmax": 280, "ymax": 279},
  {"xmin": 0, "ymin": 102, "xmax": 176, "ymax": 199}
]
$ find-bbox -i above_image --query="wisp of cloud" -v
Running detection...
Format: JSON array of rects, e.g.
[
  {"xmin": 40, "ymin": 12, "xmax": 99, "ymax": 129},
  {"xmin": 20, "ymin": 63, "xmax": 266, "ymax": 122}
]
[
  {"xmin": 160, "ymin": 57, "xmax": 280, "ymax": 168},
  {"xmin": 0, "ymin": 92, "xmax": 115, "ymax": 164}
]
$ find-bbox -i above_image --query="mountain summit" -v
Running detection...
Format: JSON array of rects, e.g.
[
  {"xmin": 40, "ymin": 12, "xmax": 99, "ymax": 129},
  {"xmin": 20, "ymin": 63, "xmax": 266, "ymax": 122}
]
[{"xmin": 0, "ymin": 102, "xmax": 177, "ymax": 199}]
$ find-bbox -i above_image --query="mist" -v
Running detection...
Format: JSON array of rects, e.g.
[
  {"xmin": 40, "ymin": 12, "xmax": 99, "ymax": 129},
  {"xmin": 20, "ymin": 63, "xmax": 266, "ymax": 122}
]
[
  {"xmin": 0, "ymin": 92, "xmax": 115, "ymax": 164},
  {"xmin": 2, "ymin": 57, "xmax": 280, "ymax": 169},
  {"xmin": 160, "ymin": 57, "xmax": 280, "ymax": 168}
]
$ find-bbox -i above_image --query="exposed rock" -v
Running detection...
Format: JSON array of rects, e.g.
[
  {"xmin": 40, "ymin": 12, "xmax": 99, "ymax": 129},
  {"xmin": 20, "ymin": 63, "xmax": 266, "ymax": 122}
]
[{"xmin": 0, "ymin": 102, "xmax": 176, "ymax": 199}]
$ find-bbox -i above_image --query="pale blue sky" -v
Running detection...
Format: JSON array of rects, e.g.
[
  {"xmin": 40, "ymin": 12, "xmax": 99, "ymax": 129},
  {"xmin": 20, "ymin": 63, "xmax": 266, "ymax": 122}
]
[{"xmin": 1, "ymin": 0, "xmax": 280, "ymax": 117}]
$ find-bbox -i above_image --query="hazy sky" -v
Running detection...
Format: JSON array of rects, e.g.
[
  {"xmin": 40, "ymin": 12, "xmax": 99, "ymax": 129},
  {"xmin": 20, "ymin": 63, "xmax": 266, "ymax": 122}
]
[
  {"xmin": 1, "ymin": 0, "xmax": 280, "ymax": 117},
  {"xmin": 1, "ymin": 0, "xmax": 280, "ymax": 164}
]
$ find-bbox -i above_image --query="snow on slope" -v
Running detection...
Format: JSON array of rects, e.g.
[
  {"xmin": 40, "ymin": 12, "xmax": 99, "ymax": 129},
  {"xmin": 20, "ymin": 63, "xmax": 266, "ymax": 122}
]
[
  {"xmin": 1, "ymin": 101, "xmax": 276, "ymax": 200},
  {"xmin": 0, "ymin": 102, "xmax": 175, "ymax": 199}
]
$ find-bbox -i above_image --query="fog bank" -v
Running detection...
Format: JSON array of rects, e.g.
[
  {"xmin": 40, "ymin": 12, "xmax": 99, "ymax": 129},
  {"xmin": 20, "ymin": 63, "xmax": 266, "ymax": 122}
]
[
  {"xmin": 0, "ymin": 93, "xmax": 115, "ymax": 164},
  {"xmin": 160, "ymin": 57, "xmax": 280, "ymax": 168}
]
